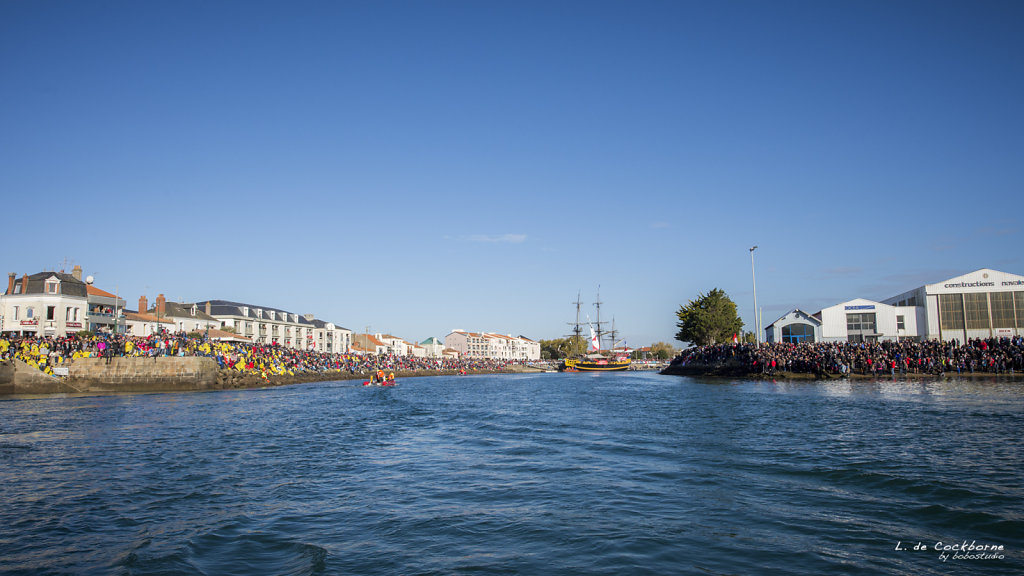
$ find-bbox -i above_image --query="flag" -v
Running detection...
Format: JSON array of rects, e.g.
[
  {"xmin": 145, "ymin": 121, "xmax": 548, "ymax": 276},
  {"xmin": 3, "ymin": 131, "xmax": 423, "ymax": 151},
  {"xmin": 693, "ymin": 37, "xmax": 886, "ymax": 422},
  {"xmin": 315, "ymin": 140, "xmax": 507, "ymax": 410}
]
[
  {"xmin": 732, "ymin": 333, "xmax": 738, "ymax": 343},
  {"xmin": 590, "ymin": 324, "xmax": 600, "ymax": 351}
]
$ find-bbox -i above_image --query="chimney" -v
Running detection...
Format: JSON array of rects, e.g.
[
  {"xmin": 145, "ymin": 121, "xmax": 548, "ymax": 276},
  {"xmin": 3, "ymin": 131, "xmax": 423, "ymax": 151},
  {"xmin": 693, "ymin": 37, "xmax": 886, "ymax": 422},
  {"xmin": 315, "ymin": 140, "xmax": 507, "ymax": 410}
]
[
  {"xmin": 6, "ymin": 273, "xmax": 14, "ymax": 295},
  {"xmin": 156, "ymin": 294, "xmax": 166, "ymax": 317},
  {"xmin": 72, "ymin": 265, "xmax": 82, "ymax": 281},
  {"xmin": 205, "ymin": 301, "xmax": 212, "ymax": 315},
  {"xmin": 139, "ymin": 295, "xmax": 149, "ymax": 313},
  {"xmin": 21, "ymin": 276, "xmax": 28, "ymax": 294}
]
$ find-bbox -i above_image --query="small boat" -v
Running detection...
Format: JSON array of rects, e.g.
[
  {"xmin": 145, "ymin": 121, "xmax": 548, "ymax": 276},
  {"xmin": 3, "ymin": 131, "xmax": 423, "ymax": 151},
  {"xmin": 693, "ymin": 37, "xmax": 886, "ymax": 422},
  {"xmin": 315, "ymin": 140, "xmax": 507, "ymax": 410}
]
[{"xmin": 363, "ymin": 380, "xmax": 397, "ymax": 387}]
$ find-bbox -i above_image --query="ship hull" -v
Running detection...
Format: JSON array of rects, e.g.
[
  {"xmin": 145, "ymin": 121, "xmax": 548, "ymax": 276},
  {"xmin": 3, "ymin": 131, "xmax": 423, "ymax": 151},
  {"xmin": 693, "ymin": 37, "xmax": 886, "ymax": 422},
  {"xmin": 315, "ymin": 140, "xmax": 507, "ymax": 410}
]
[{"xmin": 561, "ymin": 359, "xmax": 631, "ymax": 372}]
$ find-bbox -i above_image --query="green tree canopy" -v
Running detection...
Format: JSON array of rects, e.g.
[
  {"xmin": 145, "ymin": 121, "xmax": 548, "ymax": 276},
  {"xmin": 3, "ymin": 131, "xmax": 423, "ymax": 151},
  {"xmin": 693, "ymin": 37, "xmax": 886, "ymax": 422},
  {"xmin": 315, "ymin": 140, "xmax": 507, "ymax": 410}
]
[
  {"xmin": 648, "ymin": 341, "xmax": 677, "ymax": 360},
  {"xmin": 539, "ymin": 336, "xmax": 587, "ymax": 359},
  {"xmin": 674, "ymin": 288, "xmax": 744, "ymax": 346}
]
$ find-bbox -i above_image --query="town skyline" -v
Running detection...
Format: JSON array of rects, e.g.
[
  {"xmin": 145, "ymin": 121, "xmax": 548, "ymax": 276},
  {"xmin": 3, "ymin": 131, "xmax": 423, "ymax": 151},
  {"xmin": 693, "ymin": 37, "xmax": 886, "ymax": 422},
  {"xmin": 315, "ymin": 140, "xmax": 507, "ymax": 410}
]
[{"xmin": 3, "ymin": 1, "xmax": 1022, "ymax": 346}]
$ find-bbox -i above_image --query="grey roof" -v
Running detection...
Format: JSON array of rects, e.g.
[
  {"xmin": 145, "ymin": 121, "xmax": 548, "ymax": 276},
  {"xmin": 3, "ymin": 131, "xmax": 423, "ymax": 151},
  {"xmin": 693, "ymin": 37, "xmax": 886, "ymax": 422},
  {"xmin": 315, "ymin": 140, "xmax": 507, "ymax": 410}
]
[
  {"xmin": 195, "ymin": 299, "xmax": 312, "ymax": 324},
  {"xmin": 6, "ymin": 272, "xmax": 88, "ymax": 297},
  {"xmin": 154, "ymin": 301, "xmax": 219, "ymax": 322},
  {"xmin": 765, "ymin": 309, "xmax": 822, "ymax": 329},
  {"xmin": 195, "ymin": 299, "xmax": 348, "ymax": 330},
  {"xmin": 308, "ymin": 318, "xmax": 351, "ymax": 331}
]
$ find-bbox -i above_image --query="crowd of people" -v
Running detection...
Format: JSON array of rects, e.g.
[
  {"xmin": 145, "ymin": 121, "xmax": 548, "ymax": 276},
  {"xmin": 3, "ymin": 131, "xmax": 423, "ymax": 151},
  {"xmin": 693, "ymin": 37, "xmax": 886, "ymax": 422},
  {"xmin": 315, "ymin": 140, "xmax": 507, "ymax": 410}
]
[
  {"xmin": 0, "ymin": 332, "xmax": 522, "ymax": 379},
  {"xmin": 670, "ymin": 337, "xmax": 1024, "ymax": 377}
]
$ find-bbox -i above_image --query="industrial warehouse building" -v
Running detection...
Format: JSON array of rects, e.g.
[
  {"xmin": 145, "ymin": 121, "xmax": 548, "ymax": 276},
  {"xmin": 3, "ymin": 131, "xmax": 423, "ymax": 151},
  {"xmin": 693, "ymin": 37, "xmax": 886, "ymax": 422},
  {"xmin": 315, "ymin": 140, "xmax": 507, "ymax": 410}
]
[{"xmin": 766, "ymin": 268, "xmax": 1024, "ymax": 344}]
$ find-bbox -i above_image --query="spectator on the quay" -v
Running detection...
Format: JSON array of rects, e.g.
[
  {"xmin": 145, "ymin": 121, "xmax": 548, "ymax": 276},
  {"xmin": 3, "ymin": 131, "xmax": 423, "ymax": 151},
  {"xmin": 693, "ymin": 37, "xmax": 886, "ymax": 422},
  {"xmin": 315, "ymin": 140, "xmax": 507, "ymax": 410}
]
[{"xmin": 669, "ymin": 337, "xmax": 1024, "ymax": 378}]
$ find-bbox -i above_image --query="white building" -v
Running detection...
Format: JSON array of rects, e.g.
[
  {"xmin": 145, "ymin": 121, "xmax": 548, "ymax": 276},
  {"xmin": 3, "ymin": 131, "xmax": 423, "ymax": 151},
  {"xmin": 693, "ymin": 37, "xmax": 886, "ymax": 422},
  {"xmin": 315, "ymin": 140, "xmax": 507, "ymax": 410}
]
[
  {"xmin": 123, "ymin": 310, "xmax": 176, "ymax": 336},
  {"xmin": 816, "ymin": 298, "xmax": 922, "ymax": 343},
  {"xmin": 764, "ymin": 309, "xmax": 822, "ymax": 344},
  {"xmin": 197, "ymin": 300, "xmax": 351, "ymax": 353},
  {"xmin": 87, "ymin": 284, "xmax": 127, "ymax": 334},
  {"xmin": 352, "ymin": 333, "xmax": 389, "ymax": 355},
  {"xmin": 883, "ymin": 268, "xmax": 1024, "ymax": 342},
  {"xmin": 137, "ymin": 294, "xmax": 220, "ymax": 335},
  {"xmin": 0, "ymin": 267, "xmax": 121, "ymax": 338},
  {"xmin": 420, "ymin": 337, "xmax": 445, "ymax": 358},
  {"xmin": 770, "ymin": 268, "xmax": 1024, "ymax": 344},
  {"xmin": 407, "ymin": 341, "xmax": 427, "ymax": 358},
  {"xmin": 444, "ymin": 330, "xmax": 541, "ymax": 361},
  {"xmin": 376, "ymin": 334, "xmax": 409, "ymax": 356}
]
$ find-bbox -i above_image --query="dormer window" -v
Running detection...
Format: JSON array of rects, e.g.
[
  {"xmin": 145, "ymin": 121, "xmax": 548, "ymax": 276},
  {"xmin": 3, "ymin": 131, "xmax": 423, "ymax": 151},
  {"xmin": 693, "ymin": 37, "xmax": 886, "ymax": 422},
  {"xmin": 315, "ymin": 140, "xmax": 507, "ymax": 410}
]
[
  {"xmin": 46, "ymin": 279, "xmax": 59, "ymax": 294},
  {"xmin": 241, "ymin": 307, "xmax": 249, "ymax": 316},
  {"xmin": 256, "ymin": 309, "xmax": 263, "ymax": 319},
  {"xmin": 269, "ymin": 311, "xmax": 276, "ymax": 320},
  {"xmin": 191, "ymin": 305, "xmax": 197, "ymax": 316}
]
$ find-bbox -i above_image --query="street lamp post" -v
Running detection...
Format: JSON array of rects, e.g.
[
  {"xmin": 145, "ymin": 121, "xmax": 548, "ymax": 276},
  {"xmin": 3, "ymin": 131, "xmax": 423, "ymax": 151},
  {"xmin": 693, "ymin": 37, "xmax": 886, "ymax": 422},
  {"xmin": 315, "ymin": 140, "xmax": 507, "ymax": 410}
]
[{"xmin": 750, "ymin": 246, "xmax": 759, "ymax": 346}]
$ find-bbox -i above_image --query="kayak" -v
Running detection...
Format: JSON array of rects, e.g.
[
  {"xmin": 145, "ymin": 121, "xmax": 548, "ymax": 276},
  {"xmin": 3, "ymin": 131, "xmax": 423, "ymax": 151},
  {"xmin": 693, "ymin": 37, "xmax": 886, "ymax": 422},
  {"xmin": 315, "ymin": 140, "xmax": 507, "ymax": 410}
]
[{"xmin": 362, "ymin": 380, "xmax": 397, "ymax": 387}]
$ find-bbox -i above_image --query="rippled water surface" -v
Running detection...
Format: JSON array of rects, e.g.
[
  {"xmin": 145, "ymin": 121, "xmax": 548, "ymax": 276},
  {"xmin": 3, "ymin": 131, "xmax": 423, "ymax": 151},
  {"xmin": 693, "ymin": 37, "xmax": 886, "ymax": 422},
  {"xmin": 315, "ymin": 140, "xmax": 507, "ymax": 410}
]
[{"xmin": 1, "ymin": 372, "xmax": 1022, "ymax": 575}]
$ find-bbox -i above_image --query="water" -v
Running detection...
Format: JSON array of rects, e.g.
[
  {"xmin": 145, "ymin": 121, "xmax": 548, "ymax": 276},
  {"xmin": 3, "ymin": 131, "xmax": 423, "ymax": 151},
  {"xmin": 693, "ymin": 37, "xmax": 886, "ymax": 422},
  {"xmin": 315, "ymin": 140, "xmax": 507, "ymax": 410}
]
[{"xmin": 1, "ymin": 372, "xmax": 1022, "ymax": 575}]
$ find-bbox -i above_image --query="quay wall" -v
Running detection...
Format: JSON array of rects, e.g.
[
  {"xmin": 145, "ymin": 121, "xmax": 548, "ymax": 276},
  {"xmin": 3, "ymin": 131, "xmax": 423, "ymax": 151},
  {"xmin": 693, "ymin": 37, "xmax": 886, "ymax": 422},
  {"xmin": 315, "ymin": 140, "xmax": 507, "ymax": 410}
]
[
  {"xmin": 2, "ymin": 357, "xmax": 514, "ymax": 396},
  {"xmin": 68, "ymin": 357, "xmax": 222, "ymax": 393},
  {"xmin": 0, "ymin": 358, "xmax": 224, "ymax": 395}
]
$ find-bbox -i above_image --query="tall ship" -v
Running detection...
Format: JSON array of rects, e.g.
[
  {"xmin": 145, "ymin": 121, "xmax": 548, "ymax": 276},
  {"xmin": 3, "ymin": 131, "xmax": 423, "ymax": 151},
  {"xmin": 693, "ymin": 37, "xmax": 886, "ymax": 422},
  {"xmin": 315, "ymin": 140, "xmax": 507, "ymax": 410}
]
[{"xmin": 560, "ymin": 289, "xmax": 632, "ymax": 372}]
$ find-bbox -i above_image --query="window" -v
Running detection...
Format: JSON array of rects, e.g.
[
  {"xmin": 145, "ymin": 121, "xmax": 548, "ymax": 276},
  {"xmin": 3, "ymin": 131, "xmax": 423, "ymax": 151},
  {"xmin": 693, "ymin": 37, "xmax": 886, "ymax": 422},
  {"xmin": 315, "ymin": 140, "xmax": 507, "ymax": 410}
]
[
  {"xmin": 964, "ymin": 293, "xmax": 989, "ymax": 330},
  {"xmin": 46, "ymin": 281, "xmax": 58, "ymax": 294},
  {"xmin": 1016, "ymin": 292, "xmax": 1024, "ymax": 329},
  {"xmin": 12, "ymin": 306, "xmax": 18, "ymax": 320},
  {"xmin": 896, "ymin": 315, "xmax": 905, "ymax": 331},
  {"xmin": 47, "ymin": 306, "xmax": 56, "ymax": 321},
  {"xmin": 846, "ymin": 313, "xmax": 877, "ymax": 333},
  {"xmin": 66, "ymin": 308, "xmax": 73, "ymax": 321},
  {"xmin": 939, "ymin": 294, "xmax": 964, "ymax": 330},
  {"xmin": 26, "ymin": 307, "xmax": 34, "ymax": 319},
  {"xmin": 13, "ymin": 283, "xmax": 21, "ymax": 294},
  {"xmin": 990, "ymin": 292, "xmax": 1015, "ymax": 329}
]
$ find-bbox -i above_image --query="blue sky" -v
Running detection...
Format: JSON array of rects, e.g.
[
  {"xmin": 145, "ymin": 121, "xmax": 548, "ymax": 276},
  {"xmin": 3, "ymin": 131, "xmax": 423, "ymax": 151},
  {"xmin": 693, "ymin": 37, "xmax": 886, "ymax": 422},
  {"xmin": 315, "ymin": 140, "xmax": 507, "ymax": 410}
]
[{"xmin": 2, "ymin": 1, "xmax": 1022, "ymax": 346}]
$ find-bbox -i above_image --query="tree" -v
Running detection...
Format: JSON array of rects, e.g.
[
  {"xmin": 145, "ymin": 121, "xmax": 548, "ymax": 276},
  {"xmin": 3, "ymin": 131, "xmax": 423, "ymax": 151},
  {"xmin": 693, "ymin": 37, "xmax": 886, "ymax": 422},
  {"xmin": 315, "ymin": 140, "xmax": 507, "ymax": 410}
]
[
  {"xmin": 539, "ymin": 336, "xmax": 587, "ymax": 359},
  {"xmin": 674, "ymin": 288, "xmax": 744, "ymax": 346},
  {"xmin": 648, "ymin": 341, "xmax": 676, "ymax": 360}
]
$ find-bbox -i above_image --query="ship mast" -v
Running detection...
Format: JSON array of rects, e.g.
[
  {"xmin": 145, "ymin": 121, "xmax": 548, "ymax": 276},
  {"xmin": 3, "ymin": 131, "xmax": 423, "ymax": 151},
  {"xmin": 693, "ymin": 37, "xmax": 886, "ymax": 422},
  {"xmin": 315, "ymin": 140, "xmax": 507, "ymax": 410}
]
[
  {"xmin": 593, "ymin": 285, "xmax": 609, "ymax": 353},
  {"xmin": 607, "ymin": 316, "xmax": 619, "ymax": 352},
  {"xmin": 566, "ymin": 291, "xmax": 584, "ymax": 358}
]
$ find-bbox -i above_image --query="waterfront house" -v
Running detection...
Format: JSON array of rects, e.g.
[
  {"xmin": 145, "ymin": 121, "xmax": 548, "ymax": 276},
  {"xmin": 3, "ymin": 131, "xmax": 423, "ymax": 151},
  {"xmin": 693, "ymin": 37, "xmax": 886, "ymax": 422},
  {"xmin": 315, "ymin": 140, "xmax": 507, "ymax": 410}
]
[{"xmin": 0, "ymin": 266, "xmax": 121, "ymax": 338}]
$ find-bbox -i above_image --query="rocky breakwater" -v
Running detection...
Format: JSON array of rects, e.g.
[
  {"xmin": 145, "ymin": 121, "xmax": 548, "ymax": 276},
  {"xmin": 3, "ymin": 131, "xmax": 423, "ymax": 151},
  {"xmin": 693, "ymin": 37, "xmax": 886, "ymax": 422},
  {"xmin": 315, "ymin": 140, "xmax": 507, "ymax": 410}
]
[{"xmin": 659, "ymin": 356, "xmax": 754, "ymax": 378}]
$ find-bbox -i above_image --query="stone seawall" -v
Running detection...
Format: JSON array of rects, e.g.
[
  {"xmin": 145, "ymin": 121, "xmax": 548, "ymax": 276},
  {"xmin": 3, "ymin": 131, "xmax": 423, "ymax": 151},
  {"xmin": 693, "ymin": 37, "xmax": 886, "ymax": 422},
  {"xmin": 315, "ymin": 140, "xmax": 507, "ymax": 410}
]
[
  {"xmin": 0, "ymin": 357, "xmax": 222, "ymax": 395},
  {"xmin": 1, "ymin": 357, "xmax": 513, "ymax": 396},
  {"xmin": 69, "ymin": 357, "xmax": 222, "ymax": 393}
]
